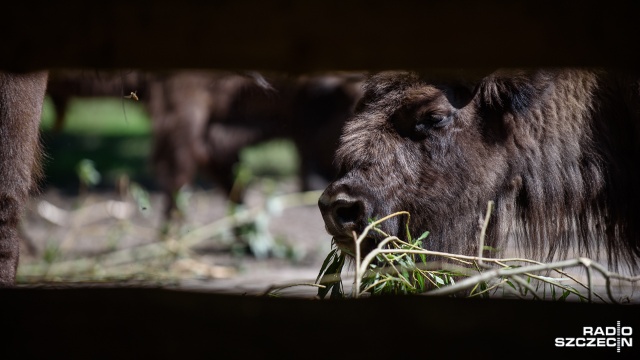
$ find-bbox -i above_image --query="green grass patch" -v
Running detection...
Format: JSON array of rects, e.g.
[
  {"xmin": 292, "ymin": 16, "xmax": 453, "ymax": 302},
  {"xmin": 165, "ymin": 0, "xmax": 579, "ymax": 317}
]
[
  {"xmin": 239, "ymin": 139, "xmax": 299, "ymax": 179},
  {"xmin": 40, "ymin": 97, "xmax": 153, "ymax": 190},
  {"xmin": 39, "ymin": 97, "xmax": 299, "ymax": 191},
  {"xmin": 41, "ymin": 96, "xmax": 151, "ymax": 136}
]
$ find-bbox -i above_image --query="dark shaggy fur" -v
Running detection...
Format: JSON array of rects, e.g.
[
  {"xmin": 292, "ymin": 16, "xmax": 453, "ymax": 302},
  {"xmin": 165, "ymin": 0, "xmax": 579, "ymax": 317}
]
[
  {"xmin": 319, "ymin": 68, "xmax": 640, "ymax": 272},
  {"xmin": 0, "ymin": 71, "xmax": 48, "ymax": 285}
]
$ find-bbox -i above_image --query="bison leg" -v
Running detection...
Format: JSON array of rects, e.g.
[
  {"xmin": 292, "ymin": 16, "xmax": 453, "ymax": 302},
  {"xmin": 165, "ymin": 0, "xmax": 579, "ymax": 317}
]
[
  {"xmin": 151, "ymin": 127, "xmax": 199, "ymax": 221},
  {"xmin": 0, "ymin": 72, "xmax": 48, "ymax": 286}
]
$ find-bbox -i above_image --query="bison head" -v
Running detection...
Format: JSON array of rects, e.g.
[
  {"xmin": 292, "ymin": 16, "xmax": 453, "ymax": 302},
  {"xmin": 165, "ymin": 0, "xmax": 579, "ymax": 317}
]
[{"xmin": 318, "ymin": 69, "xmax": 639, "ymax": 267}]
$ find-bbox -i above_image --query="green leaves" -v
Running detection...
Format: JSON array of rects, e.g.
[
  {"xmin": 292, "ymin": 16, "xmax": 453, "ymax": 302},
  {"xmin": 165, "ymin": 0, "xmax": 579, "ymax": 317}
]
[
  {"xmin": 314, "ymin": 207, "xmax": 609, "ymax": 302},
  {"xmin": 316, "ymin": 248, "xmax": 346, "ymax": 299},
  {"xmin": 76, "ymin": 159, "xmax": 101, "ymax": 189}
]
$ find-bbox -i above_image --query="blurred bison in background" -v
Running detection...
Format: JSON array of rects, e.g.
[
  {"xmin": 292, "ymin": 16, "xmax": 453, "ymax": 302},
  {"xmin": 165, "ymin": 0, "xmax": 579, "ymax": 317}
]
[
  {"xmin": 319, "ymin": 69, "xmax": 640, "ymax": 271},
  {"xmin": 0, "ymin": 72, "xmax": 48, "ymax": 285},
  {"xmin": 47, "ymin": 70, "xmax": 365, "ymax": 220},
  {"xmin": 148, "ymin": 71, "xmax": 365, "ymax": 219},
  {"xmin": 1, "ymin": 69, "xmax": 363, "ymax": 284}
]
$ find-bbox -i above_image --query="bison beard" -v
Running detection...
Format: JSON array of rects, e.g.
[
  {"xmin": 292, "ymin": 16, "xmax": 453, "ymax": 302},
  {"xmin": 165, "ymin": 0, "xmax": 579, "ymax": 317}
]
[
  {"xmin": 0, "ymin": 72, "xmax": 48, "ymax": 286},
  {"xmin": 319, "ymin": 69, "xmax": 640, "ymax": 272}
]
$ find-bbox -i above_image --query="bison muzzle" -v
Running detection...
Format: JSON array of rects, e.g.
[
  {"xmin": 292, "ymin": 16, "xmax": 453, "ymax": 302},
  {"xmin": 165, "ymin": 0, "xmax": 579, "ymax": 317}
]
[{"xmin": 319, "ymin": 69, "xmax": 640, "ymax": 271}]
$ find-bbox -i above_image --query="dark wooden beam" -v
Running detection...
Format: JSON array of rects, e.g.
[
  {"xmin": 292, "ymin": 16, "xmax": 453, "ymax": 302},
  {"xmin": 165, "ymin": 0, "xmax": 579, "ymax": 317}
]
[
  {"xmin": 3, "ymin": 287, "xmax": 639, "ymax": 358},
  {"xmin": 3, "ymin": 1, "xmax": 640, "ymax": 72}
]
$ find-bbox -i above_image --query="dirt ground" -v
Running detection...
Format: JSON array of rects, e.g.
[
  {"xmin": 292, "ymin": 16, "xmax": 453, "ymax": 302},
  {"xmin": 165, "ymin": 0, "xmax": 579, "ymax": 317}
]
[
  {"xmin": 16, "ymin": 179, "xmax": 640, "ymax": 303},
  {"xmin": 17, "ymin": 179, "xmax": 335, "ymax": 298}
]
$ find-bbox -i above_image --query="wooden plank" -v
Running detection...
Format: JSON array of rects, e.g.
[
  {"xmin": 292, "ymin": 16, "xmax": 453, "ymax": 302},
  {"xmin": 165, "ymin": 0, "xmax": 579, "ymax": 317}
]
[
  {"xmin": 3, "ymin": 0, "xmax": 640, "ymax": 72},
  {"xmin": 2, "ymin": 287, "xmax": 639, "ymax": 358}
]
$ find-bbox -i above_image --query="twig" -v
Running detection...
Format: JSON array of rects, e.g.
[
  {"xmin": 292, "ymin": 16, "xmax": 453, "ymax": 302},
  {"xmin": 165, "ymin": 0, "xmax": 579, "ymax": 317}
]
[
  {"xmin": 263, "ymin": 283, "xmax": 326, "ymax": 296},
  {"xmin": 477, "ymin": 200, "xmax": 494, "ymax": 268},
  {"xmin": 345, "ymin": 203, "xmax": 640, "ymax": 302}
]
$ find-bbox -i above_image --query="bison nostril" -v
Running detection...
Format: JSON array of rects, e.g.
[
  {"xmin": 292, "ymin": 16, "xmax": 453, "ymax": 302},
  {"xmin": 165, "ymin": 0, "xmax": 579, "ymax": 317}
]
[
  {"xmin": 319, "ymin": 190, "xmax": 366, "ymax": 232},
  {"xmin": 333, "ymin": 199, "xmax": 364, "ymax": 226}
]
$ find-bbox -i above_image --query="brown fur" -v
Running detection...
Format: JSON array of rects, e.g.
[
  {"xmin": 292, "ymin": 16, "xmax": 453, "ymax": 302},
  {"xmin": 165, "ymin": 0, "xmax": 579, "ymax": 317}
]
[
  {"xmin": 319, "ymin": 68, "xmax": 640, "ymax": 272},
  {"xmin": 0, "ymin": 69, "xmax": 362, "ymax": 284},
  {"xmin": 0, "ymin": 71, "xmax": 48, "ymax": 285},
  {"xmin": 149, "ymin": 71, "xmax": 364, "ymax": 219},
  {"xmin": 47, "ymin": 70, "xmax": 365, "ymax": 220}
]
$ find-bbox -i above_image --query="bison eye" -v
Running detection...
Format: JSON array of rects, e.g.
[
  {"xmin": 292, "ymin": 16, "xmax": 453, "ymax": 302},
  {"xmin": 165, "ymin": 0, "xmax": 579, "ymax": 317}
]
[
  {"xmin": 415, "ymin": 113, "xmax": 452, "ymax": 133},
  {"xmin": 392, "ymin": 107, "xmax": 453, "ymax": 139},
  {"xmin": 418, "ymin": 113, "xmax": 451, "ymax": 127}
]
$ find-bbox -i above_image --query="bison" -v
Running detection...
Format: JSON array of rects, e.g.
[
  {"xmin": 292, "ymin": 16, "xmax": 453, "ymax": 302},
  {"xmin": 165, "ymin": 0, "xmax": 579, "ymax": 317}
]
[
  {"xmin": 0, "ymin": 69, "xmax": 363, "ymax": 285},
  {"xmin": 318, "ymin": 68, "xmax": 640, "ymax": 272},
  {"xmin": 149, "ymin": 70, "xmax": 365, "ymax": 220},
  {"xmin": 45, "ymin": 70, "xmax": 365, "ymax": 220},
  {"xmin": 0, "ymin": 71, "xmax": 48, "ymax": 285}
]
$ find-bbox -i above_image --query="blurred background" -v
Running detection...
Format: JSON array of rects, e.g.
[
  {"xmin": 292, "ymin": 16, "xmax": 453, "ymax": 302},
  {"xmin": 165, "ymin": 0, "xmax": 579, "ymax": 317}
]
[{"xmin": 17, "ymin": 69, "xmax": 366, "ymax": 296}]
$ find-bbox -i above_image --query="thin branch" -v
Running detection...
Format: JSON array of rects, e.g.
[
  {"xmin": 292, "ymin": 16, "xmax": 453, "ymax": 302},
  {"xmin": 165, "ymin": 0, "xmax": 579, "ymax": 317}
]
[
  {"xmin": 340, "ymin": 203, "xmax": 640, "ymax": 303},
  {"xmin": 477, "ymin": 200, "xmax": 494, "ymax": 268}
]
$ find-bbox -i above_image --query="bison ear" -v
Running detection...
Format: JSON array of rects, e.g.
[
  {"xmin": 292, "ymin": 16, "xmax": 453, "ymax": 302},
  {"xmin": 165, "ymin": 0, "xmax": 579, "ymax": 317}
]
[{"xmin": 476, "ymin": 70, "xmax": 552, "ymax": 114}]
